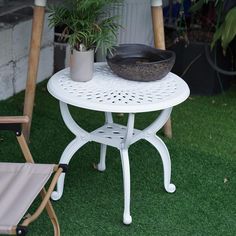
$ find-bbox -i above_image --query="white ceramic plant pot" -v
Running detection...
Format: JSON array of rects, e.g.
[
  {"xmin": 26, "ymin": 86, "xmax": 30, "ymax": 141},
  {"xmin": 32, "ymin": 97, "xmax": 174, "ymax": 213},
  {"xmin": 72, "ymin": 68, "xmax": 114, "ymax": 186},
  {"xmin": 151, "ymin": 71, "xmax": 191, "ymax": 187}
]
[{"xmin": 70, "ymin": 49, "xmax": 94, "ymax": 82}]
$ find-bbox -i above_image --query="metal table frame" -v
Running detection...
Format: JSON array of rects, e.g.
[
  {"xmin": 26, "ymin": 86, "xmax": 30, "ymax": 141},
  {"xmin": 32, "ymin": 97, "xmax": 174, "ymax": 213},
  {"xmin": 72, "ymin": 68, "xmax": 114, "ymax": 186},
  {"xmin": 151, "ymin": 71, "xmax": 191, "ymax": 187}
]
[{"xmin": 47, "ymin": 62, "xmax": 190, "ymax": 224}]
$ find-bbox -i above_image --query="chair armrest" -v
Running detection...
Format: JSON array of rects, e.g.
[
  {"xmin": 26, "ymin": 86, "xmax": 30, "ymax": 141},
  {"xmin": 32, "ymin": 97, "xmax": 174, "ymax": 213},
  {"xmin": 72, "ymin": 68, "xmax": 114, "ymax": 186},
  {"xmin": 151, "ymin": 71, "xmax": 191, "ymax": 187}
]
[
  {"xmin": 0, "ymin": 116, "xmax": 29, "ymax": 134},
  {"xmin": 0, "ymin": 116, "xmax": 29, "ymax": 124}
]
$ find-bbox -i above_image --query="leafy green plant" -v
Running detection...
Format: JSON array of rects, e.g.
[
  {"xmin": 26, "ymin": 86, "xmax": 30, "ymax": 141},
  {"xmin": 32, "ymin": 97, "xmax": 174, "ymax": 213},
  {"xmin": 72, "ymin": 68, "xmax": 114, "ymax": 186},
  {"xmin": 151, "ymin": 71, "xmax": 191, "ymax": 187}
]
[
  {"xmin": 190, "ymin": 0, "xmax": 236, "ymax": 51},
  {"xmin": 48, "ymin": 0, "xmax": 122, "ymax": 54},
  {"xmin": 212, "ymin": 6, "xmax": 236, "ymax": 51}
]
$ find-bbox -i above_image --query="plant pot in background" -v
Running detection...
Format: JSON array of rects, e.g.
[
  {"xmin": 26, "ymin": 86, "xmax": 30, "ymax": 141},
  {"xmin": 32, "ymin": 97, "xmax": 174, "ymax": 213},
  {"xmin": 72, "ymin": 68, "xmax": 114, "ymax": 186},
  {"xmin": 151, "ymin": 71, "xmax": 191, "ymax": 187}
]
[
  {"xmin": 70, "ymin": 49, "xmax": 94, "ymax": 82},
  {"xmin": 169, "ymin": 41, "xmax": 232, "ymax": 95}
]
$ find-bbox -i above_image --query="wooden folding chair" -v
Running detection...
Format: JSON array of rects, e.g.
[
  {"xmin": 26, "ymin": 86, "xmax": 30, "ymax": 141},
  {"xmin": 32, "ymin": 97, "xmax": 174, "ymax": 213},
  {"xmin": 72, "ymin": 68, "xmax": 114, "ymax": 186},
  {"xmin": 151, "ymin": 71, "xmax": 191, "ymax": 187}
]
[{"xmin": 0, "ymin": 116, "xmax": 67, "ymax": 236}]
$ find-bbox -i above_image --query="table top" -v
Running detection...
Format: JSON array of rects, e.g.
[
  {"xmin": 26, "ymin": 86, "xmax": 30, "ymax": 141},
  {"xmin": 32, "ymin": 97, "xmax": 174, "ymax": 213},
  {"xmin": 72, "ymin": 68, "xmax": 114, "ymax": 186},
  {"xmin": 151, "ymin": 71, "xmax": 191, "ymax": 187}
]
[{"xmin": 47, "ymin": 62, "xmax": 190, "ymax": 113}]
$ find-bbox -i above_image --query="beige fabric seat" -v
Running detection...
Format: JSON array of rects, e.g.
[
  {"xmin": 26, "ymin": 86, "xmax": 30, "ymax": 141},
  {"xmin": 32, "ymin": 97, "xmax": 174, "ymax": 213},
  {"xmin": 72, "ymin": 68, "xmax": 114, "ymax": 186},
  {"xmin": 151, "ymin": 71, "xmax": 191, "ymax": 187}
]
[
  {"xmin": 0, "ymin": 163, "xmax": 55, "ymax": 234},
  {"xmin": 0, "ymin": 116, "xmax": 65, "ymax": 235}
]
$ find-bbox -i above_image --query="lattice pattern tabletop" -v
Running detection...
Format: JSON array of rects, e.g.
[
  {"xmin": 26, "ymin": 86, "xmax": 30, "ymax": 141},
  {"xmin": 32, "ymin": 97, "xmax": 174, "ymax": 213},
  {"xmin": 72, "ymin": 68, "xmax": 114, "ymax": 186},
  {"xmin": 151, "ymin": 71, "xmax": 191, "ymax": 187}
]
[{"xmin": 48, "ymin": 62, "xmax": 190, "ymax": 113}]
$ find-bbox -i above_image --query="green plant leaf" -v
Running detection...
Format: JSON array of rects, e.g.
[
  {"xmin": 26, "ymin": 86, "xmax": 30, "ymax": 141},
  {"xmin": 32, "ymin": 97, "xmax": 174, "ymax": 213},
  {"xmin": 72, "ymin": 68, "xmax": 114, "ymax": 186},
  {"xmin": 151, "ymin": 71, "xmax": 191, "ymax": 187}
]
[
  {"xmin": 48, "ymin": 0, "xmax": 123, "ymax": 51},
  {"xmin": 221, "ymin": 7, "xmax": 236, "ymax": 50},
  {"xmin": 211, "ymin": 7, "xmax": 236, "ymax": 50}
]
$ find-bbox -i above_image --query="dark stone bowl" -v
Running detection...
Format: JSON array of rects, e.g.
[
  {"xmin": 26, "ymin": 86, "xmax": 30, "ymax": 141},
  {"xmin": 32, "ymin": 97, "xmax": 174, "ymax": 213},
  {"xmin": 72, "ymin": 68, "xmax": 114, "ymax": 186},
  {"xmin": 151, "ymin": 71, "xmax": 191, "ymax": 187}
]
[{"xmin": 106, "ymin": 44, "xmax": 176, "ymax": 82}]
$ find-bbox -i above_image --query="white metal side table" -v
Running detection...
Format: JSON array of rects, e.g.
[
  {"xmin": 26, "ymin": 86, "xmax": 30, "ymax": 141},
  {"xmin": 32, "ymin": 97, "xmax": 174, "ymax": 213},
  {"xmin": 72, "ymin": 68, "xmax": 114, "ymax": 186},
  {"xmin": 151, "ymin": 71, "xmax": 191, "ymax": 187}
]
[{"xmin": 47, "ymin": 62, "xmax": 190, "ymax": 224}]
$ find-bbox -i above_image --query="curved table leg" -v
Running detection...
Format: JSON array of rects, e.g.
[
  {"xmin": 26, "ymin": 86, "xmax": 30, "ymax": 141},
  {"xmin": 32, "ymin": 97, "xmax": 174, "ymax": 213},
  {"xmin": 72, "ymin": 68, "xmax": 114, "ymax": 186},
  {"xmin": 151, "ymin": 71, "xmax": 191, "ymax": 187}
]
[
  {"xmin": 120, "ymin": 148, "xmax": 132, "ymax": 225},
  {"xmin": 97, "ymin": 144, "xmax": 107, "ymax": 171},
  {"xmin": 51, "ymin": 101, "xmax": 89, "ymax": 201},
  {"xmin": 96, "ymin": 112, "xmax": 113, "ymax": 171},
  {"xmin": 51, "ymin": 138, "xmax": 87, "ymax": 201},
  {"xmin": 145, "ymin": 135, "xmax": 176, "ymax": 193}
]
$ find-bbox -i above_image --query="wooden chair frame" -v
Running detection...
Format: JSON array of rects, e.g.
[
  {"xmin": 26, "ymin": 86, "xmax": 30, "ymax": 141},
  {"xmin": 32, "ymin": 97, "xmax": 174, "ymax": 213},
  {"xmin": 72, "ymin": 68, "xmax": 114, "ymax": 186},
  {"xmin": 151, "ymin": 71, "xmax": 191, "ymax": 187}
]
[
  {"xmin": 0, "ymin": 116, "xmax": 67, "ymax": 236},
  {"xmin": 151, "ymin": 0, "xmax": 172, "ymax": 138}
]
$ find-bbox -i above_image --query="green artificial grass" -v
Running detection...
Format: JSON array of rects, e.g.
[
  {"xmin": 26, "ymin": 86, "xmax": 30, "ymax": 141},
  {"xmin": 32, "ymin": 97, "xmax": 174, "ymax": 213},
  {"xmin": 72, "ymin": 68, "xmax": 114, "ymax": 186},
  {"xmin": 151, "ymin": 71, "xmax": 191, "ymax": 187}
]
[{"xmin": 0, "ymin": 81, "xmax": 236, "ymax": 236}]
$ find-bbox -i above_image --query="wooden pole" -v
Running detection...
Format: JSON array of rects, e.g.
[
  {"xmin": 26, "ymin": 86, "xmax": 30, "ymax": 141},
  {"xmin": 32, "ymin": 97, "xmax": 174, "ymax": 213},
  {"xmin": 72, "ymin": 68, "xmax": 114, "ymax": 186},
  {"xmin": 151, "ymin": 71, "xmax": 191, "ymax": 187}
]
[
  {"xmin": 151, "ymin": 0, "xmax": 172, "ymax": 138},
  {"xmin": 23, "ymin": 1, "xmax": 46, "ymax": 142}
]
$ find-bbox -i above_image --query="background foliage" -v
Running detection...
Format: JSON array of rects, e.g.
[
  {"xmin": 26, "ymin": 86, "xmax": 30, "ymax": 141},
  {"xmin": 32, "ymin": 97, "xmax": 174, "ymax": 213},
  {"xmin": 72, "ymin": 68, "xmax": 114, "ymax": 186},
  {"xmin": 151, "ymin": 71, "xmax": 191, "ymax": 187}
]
[{"xmin": 190, "ymin": 0, "xmax": 236, "ymax": 50}]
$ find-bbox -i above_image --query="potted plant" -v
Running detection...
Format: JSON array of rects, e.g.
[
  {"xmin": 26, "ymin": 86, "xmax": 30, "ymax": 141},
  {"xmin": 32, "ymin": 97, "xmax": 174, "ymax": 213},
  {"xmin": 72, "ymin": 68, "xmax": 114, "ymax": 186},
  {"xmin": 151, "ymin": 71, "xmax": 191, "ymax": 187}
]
[
  {"xmin": 48, "ymin": 0, "xmax": 122, "ymax": 82},
  {"xmin": 163, "ymin": 0, "xmax": 236, "ymax": 95}
]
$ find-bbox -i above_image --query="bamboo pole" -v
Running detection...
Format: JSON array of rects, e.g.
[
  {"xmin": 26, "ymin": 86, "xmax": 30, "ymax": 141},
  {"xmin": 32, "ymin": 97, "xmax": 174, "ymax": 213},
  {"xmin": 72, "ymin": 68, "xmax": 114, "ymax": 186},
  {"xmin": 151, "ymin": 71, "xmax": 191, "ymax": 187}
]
[
  {"xmin": 151, "ymin": 0, "xmax": 172, "ymax": 138},
  {"xmin": 23, "ymin": 0, "xmax": 47, "ymax": 142}
]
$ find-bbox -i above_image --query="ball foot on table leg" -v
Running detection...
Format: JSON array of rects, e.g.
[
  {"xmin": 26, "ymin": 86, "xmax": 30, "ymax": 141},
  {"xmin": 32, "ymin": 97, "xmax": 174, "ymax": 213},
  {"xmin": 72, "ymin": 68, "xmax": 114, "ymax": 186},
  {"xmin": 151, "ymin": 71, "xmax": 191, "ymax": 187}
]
[
  {"xmin": 166, "ymin": 183, "xmax": 176, "ymax": 193},
  {"xmin": 51, "ymin": 191, "xmax": 62, "ymax": 201},
  {"xmin": 93, "ymin": 163, "xmax": 106, "ymax": 172},
  {"xmin": 123, "ymin": 214, "xmax": 132, "ymax": 225}
]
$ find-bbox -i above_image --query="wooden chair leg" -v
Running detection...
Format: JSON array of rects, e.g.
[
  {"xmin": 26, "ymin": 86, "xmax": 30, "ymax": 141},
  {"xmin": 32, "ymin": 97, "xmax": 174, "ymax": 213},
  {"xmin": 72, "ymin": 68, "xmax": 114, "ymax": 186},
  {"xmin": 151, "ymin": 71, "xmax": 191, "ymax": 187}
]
[
  {"xmin": 163, "ymin": 118, "xmax": 172, "ymax": 138},
  {"xmin": 16, "ymin": 134, "xmax": 35, "ymax": 163},
  {"xmin": 22, "ymin": 169, "xmax": 62, "ymax": 235},
  {"xmin": 17, "ymin": 134, "xmax": 61, "ymax": 235},
  {"xmin": 23, "ymin": 5, "xmax": 46, "ymax": 142},
  {"xmin": 40, "ymin": 189, "xmax": 60, "ymax": 236},
  {"xmin": 151, "ymin": 2, "xmax": 173, "ymax": 138}
]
